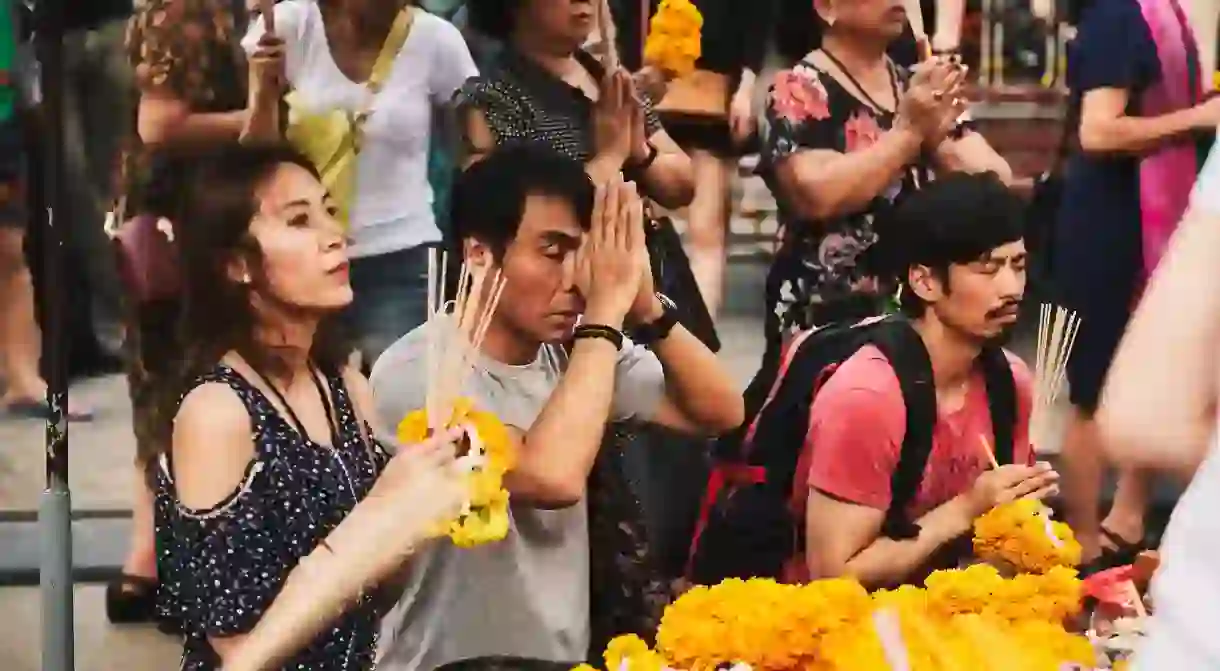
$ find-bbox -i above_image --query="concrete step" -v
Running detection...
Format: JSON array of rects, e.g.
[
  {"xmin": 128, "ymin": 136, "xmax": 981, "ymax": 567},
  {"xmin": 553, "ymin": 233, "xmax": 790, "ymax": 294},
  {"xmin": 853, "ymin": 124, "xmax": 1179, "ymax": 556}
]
[{"xmin": 0, "ymin": 511, "xmax": 131, "ymax": 587}]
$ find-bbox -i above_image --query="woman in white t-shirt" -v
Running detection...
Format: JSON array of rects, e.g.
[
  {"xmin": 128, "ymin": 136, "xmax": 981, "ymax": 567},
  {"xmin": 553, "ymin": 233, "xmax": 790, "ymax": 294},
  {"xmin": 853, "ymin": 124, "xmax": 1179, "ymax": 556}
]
[
  {"xmin": 1098, "ymin": 139, "xmax": 1220, "ymax": 670},
  {"xmin": 242, "ymin": 0, "xmax": 477, "ymax": 365}
]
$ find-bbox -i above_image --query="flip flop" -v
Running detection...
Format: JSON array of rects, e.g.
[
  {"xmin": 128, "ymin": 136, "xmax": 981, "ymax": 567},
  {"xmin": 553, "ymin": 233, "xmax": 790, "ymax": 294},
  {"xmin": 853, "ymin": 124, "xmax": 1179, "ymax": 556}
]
[{"xmin": 2, "ymin": 398, "xmax": 94, "ymax": 422}]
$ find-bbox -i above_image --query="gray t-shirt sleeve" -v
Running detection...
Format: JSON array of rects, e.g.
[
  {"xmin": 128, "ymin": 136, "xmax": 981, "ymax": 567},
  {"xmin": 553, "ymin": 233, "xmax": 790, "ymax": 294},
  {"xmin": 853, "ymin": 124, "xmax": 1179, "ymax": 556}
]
[
  {"xmin": 610, "ymin": 340, "xmax": 666, "ymax": 422},
  {"xmin": 369, "ymin": 335, "xmax": 430, "ymax": 439}
]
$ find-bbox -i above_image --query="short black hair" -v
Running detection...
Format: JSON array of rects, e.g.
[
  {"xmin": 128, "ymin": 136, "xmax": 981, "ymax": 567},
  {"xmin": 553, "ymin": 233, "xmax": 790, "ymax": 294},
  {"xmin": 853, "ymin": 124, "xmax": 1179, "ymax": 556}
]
[
  {"xmin": 450, "ymin": 143, "xmax": 596, "ymax": 256},
  {"xmin": 870, "ymin": 171, "xmax": 1026, "ymax": 314}
]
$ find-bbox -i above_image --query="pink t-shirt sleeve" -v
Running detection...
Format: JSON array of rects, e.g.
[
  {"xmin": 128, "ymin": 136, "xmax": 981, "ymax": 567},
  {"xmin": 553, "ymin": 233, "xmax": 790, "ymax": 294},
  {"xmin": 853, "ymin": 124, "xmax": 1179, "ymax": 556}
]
[
  {"xmin": 1005, "ymin": 351, "xmax": 1036, "ymax": 465},
  {"xmin": 805, "ymin": 350, "xmax": 906, "ymax": 510}
]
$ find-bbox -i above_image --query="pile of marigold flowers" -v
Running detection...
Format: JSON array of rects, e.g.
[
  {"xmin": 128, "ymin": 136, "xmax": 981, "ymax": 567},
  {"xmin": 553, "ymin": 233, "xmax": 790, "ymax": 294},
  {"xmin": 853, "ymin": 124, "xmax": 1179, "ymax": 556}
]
[
  {"xmin": 642, "ymin": 0, "xmax": 702, "ymax": 77},
  {"xmin": 576, "ymin": 564, "xmax": 1096, "ymax": 671},
  {"xmin": 973, "ymin": 498, "xmax": 1083, "ymax": 574}
]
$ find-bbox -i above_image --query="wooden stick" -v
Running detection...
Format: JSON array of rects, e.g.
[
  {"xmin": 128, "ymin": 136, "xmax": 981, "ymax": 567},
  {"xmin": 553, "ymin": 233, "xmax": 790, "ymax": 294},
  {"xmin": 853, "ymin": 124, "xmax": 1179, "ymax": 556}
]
[
  {"xmin": 978, "ymin": 435, "xmax": 1000, "ymax": 470},
  {"xmin": 425, "ymin": 251, "xmax": 438, "ymax": 430},
  {"xmin": 455, "ymin": 270, "xmax": 501, "ymax": 395},
  {"xmin": 1124, "ymin": 580, "xmax": 1148, "ymax": 619},
  {"xmin": 1048, "ymin": 314, "xmax": 1081, "ymax": 406},
  {"xmin": 1033, "ymin": 303, "xmax": 1050, "ymax": 445}
]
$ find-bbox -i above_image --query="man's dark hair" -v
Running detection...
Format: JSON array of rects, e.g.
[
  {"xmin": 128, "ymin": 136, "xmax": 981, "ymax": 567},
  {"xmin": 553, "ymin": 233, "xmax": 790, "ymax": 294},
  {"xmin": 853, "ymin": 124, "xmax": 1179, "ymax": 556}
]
[
  {"xmin": 450, "ymin": 143, "xmax": 596, "ymax": 257},
  {"xmin": 870, "ymin": 171, "xmax": 1026, "ymax": 316}
]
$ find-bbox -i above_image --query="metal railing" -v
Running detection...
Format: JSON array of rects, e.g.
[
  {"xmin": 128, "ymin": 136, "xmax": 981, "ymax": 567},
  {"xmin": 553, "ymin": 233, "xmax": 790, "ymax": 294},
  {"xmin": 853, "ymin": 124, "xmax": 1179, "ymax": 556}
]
[{"xmin": 975, "ymin": 0, "xmax": 1075, "ymax": 89}]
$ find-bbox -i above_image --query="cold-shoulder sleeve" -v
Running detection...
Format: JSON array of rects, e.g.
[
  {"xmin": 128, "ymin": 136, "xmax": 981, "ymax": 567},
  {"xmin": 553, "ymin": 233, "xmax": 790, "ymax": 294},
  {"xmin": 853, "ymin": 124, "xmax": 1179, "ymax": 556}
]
[
  {"xmin": 156, "ymin": 376, "xmax": 316, "ymax": 637},
  {"xmin": 175, "ymin": 468, "xmax": 305, "ymax": 636},
  {"xmin": 1069, "ymin": 0, "xmax": 1160, "ymax": 95}
]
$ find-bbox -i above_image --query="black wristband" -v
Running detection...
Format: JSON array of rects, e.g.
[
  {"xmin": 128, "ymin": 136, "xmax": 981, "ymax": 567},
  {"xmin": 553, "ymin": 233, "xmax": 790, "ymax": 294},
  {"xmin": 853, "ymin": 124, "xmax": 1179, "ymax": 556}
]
[
  {"xmin": 631, "ymin": 293, "xmax": 680, "ymax": 347},
  {"xmin": 572, "ymin": 323, "xmax": 624, "ymax": 350}
]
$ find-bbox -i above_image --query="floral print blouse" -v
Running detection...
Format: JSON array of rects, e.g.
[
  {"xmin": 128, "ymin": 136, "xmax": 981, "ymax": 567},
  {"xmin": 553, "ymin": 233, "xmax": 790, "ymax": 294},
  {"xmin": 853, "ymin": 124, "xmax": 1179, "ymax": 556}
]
[{"xmin": 757, "ymin": 59, "xmax": 935, "ymax": 349}]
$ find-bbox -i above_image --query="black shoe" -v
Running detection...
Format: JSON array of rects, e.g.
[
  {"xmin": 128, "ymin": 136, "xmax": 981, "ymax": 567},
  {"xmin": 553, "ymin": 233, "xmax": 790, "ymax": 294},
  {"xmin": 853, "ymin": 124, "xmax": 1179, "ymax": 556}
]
[{"xmin": 105, "ymin": 574, "xmax": 158, "ymax": 624}]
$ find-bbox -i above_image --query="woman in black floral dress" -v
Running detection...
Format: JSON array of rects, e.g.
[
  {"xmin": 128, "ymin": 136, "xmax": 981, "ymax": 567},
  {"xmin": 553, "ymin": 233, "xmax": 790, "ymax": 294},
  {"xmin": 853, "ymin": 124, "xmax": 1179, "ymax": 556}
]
[
  {"xmin": 758, "ymin": 0, "xmax": 1011, "ymax": 354},
  {"xmin": 154, "ymin": 143, "xmax": 463, "ymax": 671}
]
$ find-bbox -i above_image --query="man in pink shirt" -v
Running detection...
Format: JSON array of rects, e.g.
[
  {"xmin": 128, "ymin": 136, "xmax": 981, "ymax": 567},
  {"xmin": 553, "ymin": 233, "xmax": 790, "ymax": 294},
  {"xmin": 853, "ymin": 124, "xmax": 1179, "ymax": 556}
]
[{"xmin": 797, "ymin": 172, "xmax": 1060, "ymax": 588}]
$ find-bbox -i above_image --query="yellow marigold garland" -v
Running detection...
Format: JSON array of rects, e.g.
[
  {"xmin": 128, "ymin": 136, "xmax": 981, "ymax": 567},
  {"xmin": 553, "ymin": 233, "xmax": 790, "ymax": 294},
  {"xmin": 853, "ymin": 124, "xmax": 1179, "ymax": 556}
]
[
  {"xmin": 973, "ymin": 499, "xmax": 1083, "ymax": 574},
  {"xmin": 397, "ymin": 397, "xmax": 516, "ymax": 548},
  {"xmin": 634, "ymin": 567, "xmax": 1089, "ymax": 671},
  {"xmin": 642, "ymin": 0, "xmax": 702, "ymax": 77},
  {"xmin": 581, "ymin": 503, "xmax": 1098, "ymax": 671}
]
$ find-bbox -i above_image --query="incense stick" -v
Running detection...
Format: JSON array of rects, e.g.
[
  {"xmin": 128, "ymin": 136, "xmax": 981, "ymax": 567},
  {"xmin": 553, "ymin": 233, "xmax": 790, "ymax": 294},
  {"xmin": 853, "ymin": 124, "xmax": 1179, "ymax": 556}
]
[
  {"xmin": 978, "ymin": 435, "xmax": 1000, "ymax": 471},
  {"xmin": 1124, "ymin": 580, "xmax": 1148, "ymax": 619},
  {"xmin": 422, "ymin": 249, "xmax": 508, "ymax": 432},
  {"xmin": 1031, "ymin": 302, "xmax": 1081, "ymax": 452}
]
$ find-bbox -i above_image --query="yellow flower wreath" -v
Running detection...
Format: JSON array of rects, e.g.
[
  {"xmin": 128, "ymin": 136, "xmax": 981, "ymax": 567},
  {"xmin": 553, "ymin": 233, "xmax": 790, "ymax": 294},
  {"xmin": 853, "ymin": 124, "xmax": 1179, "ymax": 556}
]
[
  {"xmin": 397, "ymin": 397, "xmax": 516, "ymax": 548},
  {"xmin": 973, "ymin": 499, "xmax": 1082, "ymax": 574}
]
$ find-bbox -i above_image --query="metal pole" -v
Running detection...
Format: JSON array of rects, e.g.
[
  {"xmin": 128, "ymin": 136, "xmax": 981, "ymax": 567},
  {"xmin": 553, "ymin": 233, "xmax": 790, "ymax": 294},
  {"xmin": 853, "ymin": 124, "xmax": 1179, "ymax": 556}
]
[{"xmin": 35, "ymin": 0, "xmax": 73, "ymax": 665}]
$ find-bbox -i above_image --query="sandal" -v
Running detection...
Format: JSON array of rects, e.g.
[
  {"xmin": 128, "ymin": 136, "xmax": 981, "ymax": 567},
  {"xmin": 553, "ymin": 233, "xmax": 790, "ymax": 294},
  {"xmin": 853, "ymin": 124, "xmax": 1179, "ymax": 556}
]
[
  {"xmin": 105, "ymin": 573, "xmax": 158, "ymax": 624},
  {"xmin": 2, "ymin": 398, "xmax": 94, "ymax": 422},
  {"xmin": 1080, "ymin": 527, "xmax": 1148, "ymax": 577}
]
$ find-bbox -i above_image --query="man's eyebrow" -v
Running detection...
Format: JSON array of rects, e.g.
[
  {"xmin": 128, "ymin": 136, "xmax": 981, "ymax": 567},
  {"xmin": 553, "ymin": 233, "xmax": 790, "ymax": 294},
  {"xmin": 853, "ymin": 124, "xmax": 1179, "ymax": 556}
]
[{"xmin": 539, "ymin": 230, "xmax": 581, "ymax": 244}]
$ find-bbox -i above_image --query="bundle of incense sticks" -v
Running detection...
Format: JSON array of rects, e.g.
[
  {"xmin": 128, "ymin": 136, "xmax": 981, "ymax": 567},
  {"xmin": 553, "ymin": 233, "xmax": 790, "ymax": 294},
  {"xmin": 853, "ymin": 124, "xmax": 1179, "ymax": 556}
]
[
  {"xmin": 424, "ymin": 248, "xmax": 507, "ymax": 432},
  {"xmin": 1031, "ymin": 303, "xmax": 1081, "ymax": 453}
]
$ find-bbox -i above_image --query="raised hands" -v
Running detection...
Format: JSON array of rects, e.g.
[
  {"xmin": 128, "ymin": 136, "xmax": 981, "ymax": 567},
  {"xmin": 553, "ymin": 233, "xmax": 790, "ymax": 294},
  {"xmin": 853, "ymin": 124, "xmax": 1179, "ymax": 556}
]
[
  {"xmin": 249, "ymin": 0, "xmax": 285, "ymax": 104},
  {"xmin": 897, "ymin": 57, "xmax": 970, "ymax": 149},
  {"xmin": 593, "ymin": 69, "xmax": 644, "ymax": 166},
  {"xmin": 577, "ymin": 178, "xmax": 650, "ymax": 328}
]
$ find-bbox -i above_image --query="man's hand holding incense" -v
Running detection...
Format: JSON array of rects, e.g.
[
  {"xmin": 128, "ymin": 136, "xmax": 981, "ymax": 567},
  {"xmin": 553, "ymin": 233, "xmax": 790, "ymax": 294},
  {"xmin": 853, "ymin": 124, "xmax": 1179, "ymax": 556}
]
[
  {"xmin": 964, "ymin": 462, "xmax": 1060, "ymax": 519},
  {"xmin": 579, "ymin": 179, "xmax": 650, "ymax": 329}
]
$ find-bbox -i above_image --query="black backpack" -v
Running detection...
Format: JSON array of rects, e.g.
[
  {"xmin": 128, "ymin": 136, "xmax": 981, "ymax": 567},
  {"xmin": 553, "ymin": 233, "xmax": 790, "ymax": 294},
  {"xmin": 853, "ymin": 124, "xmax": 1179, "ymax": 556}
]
[{"xmin": 685, "ymin": 315, "xmax": 1017, "ymax": 584}]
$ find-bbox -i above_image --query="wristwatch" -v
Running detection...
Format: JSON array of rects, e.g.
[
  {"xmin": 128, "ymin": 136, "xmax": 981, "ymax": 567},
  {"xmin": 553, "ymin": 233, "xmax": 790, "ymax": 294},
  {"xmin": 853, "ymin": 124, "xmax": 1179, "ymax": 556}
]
[{"xmin": 631, "ymin": 293, "xmax": 680, "ymax": 347}]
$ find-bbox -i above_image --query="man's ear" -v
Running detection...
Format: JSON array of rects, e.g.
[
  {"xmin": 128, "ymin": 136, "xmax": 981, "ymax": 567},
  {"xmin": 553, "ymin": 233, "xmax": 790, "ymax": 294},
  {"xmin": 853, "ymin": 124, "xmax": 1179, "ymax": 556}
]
[
  {"xmin": 813, "ymin": 0, "xmax": 835, "ymax": 25},
  {"xmin": 907, "ymin": 263, "xmax": 945, "ymax": 304},
  {"xmin": 463, "ymin": 237, "xmax": 495, "ymax": 269}
]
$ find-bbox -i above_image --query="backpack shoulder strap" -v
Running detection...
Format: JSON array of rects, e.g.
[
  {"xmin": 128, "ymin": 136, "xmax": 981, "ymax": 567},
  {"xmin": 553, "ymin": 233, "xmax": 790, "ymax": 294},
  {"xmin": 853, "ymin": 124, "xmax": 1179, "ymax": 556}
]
[
  {"xmin": 868, "ymin": 319, "xmax": 937, "ymax": 540},
  {"xmin": 979, "ymin": 347, "xmax": 1017, "ymax": 465}
]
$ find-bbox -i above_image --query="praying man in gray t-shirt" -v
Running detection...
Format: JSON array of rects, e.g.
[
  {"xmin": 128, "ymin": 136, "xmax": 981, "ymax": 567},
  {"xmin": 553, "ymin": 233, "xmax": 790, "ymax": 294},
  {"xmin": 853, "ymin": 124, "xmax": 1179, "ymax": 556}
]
[{"xmin": 370, "ymin": 146, "xmax": 744, "ymax": 671}]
